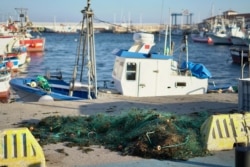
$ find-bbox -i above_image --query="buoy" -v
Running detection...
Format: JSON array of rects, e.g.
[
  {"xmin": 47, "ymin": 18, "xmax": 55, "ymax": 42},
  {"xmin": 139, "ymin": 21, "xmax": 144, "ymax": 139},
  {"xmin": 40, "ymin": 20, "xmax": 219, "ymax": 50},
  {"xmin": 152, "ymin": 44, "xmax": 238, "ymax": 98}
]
[
  {"xmin": 208, "ymin": 37, "xmax": 213, "ymax": 44},
  {"xmin": 30, "ymin": 81, "xmax": 37, "ymax": 87},
  {"xmin": 6, "ymin": 61, "xmax": 14, "ymax": 69},
  {"xmin": 38, "ymin": 95, "xmax": 54, "ymax": 102},
  {"xmin": 26, "ymin": 56, "xmax": 31, "ymax": 63}
]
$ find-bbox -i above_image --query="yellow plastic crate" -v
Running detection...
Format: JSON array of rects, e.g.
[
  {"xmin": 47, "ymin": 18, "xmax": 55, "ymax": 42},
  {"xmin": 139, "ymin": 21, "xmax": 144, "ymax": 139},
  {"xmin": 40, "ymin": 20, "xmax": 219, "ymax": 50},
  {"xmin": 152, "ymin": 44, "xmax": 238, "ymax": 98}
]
[
  {"xmin": 201, "ymin": 113, "xmax": 250, "ymax": 151},
  {"xmin": 0, "ymin": 127, "xmax": 46, "ymax": 167}
]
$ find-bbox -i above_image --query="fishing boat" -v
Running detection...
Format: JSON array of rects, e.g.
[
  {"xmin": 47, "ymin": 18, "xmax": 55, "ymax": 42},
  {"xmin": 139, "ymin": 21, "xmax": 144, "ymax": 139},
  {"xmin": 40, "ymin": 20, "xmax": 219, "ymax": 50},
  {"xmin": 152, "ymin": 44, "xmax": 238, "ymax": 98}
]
[
  {"xmin": 229, "ymin": 46, "xmax": 249, "ymax": 64},
  {"xmin": 0, "ymin": 37, "xmax": 29, "ymax": 71},
  {"xmin": 230, "ymin": 17, "xmax": 250, "ymax": 46},
  {"xmin": 10, "ymin": 1, "xmax": 97, "ymax": 102},
  {"xmin": 0, "ymin": 69, "xmax": 11, "ymax": 103},
  {"xmin": 0, "ymin": 8, "xmax": 45, "ymax": 52},
  {"xmin": 207, "ymin": 16, "xmax": 232, "ymax": 45},
  {"xmin": 110, "ymin": 32, "xmax": 211, "ymax": 97},
  {"xmin": 0, "ymin": 55, "xmax": 19, "ymax": 70},
  {"xmin": 19, "ymin": 34, "xmax": 45, "ymax": 52},
  {"xmin": 6, "ymin": 45, "xmax": 28, "ymax": 66},
  {"xmin": 191, "ymin": 31, "xmax": 213, "ymax": 43}
]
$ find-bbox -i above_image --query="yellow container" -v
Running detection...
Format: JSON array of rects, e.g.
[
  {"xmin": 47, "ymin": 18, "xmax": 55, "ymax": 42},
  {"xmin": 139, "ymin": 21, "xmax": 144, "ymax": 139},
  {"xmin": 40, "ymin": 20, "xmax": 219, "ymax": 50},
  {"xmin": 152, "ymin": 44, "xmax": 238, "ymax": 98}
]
[
  {"xmin": 201, "ymin": 113, "xmax": 250, "ymax": 151},
  {"xmin": 0, "ymin": 127, "xmax": 46, "ymax": 167}
]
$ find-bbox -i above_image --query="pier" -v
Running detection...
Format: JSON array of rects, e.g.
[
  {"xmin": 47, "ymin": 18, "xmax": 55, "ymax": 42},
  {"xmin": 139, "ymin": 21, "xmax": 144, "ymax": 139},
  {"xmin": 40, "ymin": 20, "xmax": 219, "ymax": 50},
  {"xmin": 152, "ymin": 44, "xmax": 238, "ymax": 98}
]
[{"xmin": 20, "ymin": 22, "xmax": 193, "ymax": 33}]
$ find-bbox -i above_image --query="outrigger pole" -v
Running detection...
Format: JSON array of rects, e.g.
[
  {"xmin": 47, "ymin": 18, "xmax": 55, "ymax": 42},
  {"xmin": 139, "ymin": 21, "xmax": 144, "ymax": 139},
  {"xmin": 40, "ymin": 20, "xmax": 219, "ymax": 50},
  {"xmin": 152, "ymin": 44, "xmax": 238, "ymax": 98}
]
[{"xmin": 69, "ymin": 0, "xmax": 98, "ymax": 99}]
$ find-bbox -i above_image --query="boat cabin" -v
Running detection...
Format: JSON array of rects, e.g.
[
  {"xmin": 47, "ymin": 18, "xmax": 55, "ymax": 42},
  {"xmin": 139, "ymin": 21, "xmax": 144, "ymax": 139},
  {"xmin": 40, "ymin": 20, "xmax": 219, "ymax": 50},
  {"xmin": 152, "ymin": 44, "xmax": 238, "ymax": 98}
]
[{"xmin": 112, "ymin": 33, "xmax": 210, "ymax": 97}]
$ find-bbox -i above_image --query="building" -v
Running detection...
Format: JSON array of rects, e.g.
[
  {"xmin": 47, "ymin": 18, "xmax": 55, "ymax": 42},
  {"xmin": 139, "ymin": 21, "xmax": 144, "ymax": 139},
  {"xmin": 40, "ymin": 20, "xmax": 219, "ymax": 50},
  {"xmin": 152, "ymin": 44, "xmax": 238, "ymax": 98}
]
[{"xmin": 200, "ymin": 10, "xmax": 250, "ymax": 31}]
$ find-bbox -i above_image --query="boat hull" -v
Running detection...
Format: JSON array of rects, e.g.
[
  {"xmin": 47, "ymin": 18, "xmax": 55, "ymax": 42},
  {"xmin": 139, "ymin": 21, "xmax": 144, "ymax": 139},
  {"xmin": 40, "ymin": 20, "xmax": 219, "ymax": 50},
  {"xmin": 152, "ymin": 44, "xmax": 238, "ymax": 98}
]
[
  {"xmin": 191, "ymin": 36, "xmax": 212, "ymax": 43},
  {"xmin": 209, "ymin": 34, "xmax": 232, "ymax": 45},
  {"xmin": 229, "ymin": 46, "xmax": 249, "ymax": 64},
  {"xmin": 10, "ymin": 77, "xmax": 96, "ymax": 102},
  {"xmin": 231, "ymin": 36, "xmax": 247, "ymax": 46},
  {"xmin": 112, "ymin": 48, "xmax": 211, "ymax": 97},
  {"xmin": 20, "ymin": 38, "xmax": 45, "ymax": 52},
  {"xmin": 0, "ymin": 70, "xmax": 11, "ymax": 103},
  {"xmin": 6, "ymin": 49, "xmax": 28, "ymax": 67}
]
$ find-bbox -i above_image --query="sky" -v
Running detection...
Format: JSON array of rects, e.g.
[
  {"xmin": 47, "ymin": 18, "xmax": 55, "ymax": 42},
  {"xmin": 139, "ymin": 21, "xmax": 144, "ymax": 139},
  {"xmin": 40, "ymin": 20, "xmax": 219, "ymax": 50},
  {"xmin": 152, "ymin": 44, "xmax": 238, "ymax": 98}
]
[{"xmin": 0, "ymin": 0, "xmax": 249, "ymax": 24}]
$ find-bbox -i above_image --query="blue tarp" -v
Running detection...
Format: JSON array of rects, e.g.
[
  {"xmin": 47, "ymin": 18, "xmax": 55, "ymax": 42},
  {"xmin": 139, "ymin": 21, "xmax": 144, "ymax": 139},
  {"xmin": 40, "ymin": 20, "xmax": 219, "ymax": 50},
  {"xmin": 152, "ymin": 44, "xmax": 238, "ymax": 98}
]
[{"xmin": 181, "ymin": 61, "xmax": 212, "ymax": 79}]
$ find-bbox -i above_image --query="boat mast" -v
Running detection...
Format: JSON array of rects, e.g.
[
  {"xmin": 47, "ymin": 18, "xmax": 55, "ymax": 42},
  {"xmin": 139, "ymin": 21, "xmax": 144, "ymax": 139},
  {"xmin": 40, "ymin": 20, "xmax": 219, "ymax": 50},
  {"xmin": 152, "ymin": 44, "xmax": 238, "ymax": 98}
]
[
  {"xmin": 184, "ymin": 35, "xmax": 189, "ymax": 69},
  {"xmin": 81, "ymin": 0, "xmax": 97, "ymax": 99},
  {"xmin": 169, "ymin": 8, "xmax": 172, "ymax": 55},
  {"xmin": 69, "ymin": 0, "xmax": 98, "ymax": 99},
  {"xmin": 15, "ymin": 8, "xmax": 28, "ymax": 33}
]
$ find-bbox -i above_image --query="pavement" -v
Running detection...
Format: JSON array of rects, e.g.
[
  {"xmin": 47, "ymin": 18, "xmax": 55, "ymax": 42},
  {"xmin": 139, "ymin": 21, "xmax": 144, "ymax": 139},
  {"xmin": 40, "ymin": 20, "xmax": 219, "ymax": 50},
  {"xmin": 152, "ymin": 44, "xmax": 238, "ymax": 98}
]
[{"xmin": 0, "ymin": 92, "xmax": 242, "ymax": 167}]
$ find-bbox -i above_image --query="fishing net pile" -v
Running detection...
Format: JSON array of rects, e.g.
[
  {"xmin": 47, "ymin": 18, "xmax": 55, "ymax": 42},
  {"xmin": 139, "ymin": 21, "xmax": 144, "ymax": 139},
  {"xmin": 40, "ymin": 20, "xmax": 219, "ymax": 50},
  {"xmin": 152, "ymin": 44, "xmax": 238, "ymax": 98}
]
[{"xmin": 25, "ymin": 109, "xmax": 211, "ymax": 160}]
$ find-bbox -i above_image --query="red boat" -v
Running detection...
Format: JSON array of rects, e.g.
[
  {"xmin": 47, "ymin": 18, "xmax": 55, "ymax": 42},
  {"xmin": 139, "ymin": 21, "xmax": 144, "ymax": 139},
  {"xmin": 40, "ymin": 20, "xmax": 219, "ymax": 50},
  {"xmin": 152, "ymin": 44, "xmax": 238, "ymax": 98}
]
[
  {"xmin": 20, "ymin": 37, "xmax": 45, "ymax": 52},
  {"xmin": 1, "ymin": 8, "xmax": 46, "ymax": 53}
]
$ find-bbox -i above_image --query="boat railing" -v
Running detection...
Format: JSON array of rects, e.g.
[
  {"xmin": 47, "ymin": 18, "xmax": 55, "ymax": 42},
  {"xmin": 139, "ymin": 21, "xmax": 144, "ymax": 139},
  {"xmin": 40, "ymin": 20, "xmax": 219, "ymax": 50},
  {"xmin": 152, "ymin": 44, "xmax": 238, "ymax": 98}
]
[{"xmin": 241, "ymin": 44, "xmax": 250, "ymax": 78}]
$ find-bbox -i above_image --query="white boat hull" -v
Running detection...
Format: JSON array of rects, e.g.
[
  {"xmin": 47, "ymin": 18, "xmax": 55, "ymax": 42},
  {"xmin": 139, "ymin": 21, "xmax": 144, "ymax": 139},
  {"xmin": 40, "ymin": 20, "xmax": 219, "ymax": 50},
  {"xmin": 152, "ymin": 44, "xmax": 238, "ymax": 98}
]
[
  {"xmin": 231, "ymin": 36, "xmax": 248, "ymax": 46},
  {"xmin": 112, "ymin": 51, "xmax": 209, "ymax": 97},
  {"xmin": 0, "ymin": 70, "xmax": 11, "ymax": 102},
  {"xmin": 209, "ymin": 34, "xmax": 232, "ymax": 45}
]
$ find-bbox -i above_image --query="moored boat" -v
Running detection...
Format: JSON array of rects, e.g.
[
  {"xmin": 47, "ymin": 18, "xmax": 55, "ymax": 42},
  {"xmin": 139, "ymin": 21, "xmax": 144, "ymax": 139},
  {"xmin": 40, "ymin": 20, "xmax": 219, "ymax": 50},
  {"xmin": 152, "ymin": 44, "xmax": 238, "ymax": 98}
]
[
  {"xmin": 229, "ymin": 46, "xmax": 249, "ymax": 64},
  {"xmin": 19, "ymin": 35, "xmax": 46, "ymax": 52},
  {"xmin": 0, "ymin": 8, "xmax": 46, "ymax": 52},
  {"xmin": 6, "ymin": 45, "xmax": 28, "ymax": 67},
  {"xmin": 0, "ymin": 40, "xmax": 29, "ymax": 70},
  {"xmin": 230, "ymin": 17, "xmax": 250, "ymax": 46},
  {"xmin": 208, "ymin": 15, "xmax": 232, "ymax": 45},
  {"xmin": 191, "ymin": 31, "xmax": 213, "ymax": 43},
  {"xmin": 111, "ymin": 32, "xmax": 211, "ymax": 97},
  {"xmin": 9, "ymin": 1, "xmax": 97, "ymax": 102},
  {"xmin": 10, "ymin": 75, "xmax": 96, "ymax": 101},
  {"xmin": 0, "ymin": 69, "xmax": 11, "ymax": 103}
]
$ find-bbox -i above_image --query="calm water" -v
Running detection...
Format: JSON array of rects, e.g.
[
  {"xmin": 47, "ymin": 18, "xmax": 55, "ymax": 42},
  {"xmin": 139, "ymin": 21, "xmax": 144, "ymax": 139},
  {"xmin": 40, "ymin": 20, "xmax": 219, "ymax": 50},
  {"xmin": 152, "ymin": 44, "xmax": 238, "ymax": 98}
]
[{"xmin": 26, "ymin": 32, "xmax": 243, "ymax": 89}]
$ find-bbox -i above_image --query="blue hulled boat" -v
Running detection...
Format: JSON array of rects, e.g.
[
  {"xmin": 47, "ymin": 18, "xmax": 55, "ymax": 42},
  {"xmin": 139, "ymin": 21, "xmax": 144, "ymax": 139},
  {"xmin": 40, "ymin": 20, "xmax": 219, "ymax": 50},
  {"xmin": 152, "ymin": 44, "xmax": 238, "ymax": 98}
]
[{"xmin": 9, "ymin": 1, "xmax": 98, "ymax": 102}]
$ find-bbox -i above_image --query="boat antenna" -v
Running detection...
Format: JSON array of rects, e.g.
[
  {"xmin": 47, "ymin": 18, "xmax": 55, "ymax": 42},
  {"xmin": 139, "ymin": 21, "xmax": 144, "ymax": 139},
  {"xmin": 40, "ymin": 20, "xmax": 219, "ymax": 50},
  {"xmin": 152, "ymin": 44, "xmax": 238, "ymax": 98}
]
[
  {"xmin": 69, "ymin": 0, "xmax": 98, "ymax": 99},
  {"xmin": 15, "ymin": 8, "xmax": 28, "ymax": 33},
  {"xmin": 163, "ymin": 24, "xmax": 168, "ymax": 55},
  {"xmin": 184, "ymin": 35, "xmax": 189, "ymax": 69},
  {"xmin": 169, "ymin": 8, "xmax": 173, "ymax": 55}
]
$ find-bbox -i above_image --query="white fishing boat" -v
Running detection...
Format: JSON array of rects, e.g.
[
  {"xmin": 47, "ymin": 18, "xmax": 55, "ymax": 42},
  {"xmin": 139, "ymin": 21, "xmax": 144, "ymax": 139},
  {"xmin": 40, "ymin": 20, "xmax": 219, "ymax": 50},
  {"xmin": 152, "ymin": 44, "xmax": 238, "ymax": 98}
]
[
  {"xmin": 208, "ymin": 16, "xmax": 232, "ymax": 45},
  {"xmin": 110, "ymin": 32, "xmax": 211, "ymax": 97},
  {"xmin": 230, "ymin": 17, "xmax": 250, "ymax": 46},
  {"xmin": 0, "ymin": 69, "xmax": 11, "ymax": 103},
  {"xmin": 0, "ymin": 37, "xmax": 28, "ymax": 71}
]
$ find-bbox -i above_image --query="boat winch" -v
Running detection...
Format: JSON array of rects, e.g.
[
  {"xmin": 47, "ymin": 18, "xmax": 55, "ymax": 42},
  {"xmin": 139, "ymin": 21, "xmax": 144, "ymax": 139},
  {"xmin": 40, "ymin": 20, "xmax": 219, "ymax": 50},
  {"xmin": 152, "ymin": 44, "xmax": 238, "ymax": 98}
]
[{"xmin": 69, "ymin": 81, "xmax": 92, "ymax": 91}]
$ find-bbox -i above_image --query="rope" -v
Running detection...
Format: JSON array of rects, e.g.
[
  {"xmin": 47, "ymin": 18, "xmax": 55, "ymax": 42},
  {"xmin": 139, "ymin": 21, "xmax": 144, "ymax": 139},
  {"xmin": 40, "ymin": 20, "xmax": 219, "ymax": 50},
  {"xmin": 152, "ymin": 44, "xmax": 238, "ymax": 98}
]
[{"xmin": 146, "ymin": 131, "xmax": 189, "ymax": 150}]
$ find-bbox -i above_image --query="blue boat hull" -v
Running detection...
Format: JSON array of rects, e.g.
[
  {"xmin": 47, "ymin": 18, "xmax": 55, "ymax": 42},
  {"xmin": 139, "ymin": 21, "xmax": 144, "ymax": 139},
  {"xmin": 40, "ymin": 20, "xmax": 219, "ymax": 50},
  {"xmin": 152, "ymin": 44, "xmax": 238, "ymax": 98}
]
[{"xmin": 10, "ymin": 77, "xmax": 96, "ymax": 102}]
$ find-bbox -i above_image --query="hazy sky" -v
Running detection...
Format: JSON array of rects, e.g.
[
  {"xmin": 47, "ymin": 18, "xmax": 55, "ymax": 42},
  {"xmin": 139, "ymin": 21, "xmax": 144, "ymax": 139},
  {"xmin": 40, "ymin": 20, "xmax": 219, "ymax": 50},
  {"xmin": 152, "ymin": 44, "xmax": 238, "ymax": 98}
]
[{"xmin": 0, "ymin": 0, "xmax": 249, "ymax": 24}]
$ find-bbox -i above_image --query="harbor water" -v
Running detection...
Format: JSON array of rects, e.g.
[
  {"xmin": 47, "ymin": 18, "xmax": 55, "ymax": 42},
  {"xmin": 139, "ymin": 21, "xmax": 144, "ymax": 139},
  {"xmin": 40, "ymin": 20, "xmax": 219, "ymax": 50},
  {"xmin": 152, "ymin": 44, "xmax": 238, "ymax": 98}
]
[{"xmin": 25, "ymin": 32, "xmax": 244, "ymax": 90}]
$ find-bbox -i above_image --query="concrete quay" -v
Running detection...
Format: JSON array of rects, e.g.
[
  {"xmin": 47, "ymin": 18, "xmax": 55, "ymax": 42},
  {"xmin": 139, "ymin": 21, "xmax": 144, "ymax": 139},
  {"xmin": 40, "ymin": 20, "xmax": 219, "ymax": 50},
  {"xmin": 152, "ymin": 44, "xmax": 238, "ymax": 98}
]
[
  {"xmin": 1, "ymin": 92, "xmax": 240, "ymax": 167},
  {"xmin": 30, "ymin": 22, "xmax": 192, "ymax": 33}
]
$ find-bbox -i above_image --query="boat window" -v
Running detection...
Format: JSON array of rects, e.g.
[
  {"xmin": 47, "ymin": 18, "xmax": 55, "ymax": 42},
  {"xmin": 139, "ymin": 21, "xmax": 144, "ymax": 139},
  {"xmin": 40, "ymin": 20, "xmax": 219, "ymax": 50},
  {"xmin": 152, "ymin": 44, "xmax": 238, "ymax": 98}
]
[
  {"xmin": 176, "ymin": 82, "xmax": 186, "ymax": 87},
  {"xmin": 126, "ymin": 62, "xmax": 136, "ymax": 80}
]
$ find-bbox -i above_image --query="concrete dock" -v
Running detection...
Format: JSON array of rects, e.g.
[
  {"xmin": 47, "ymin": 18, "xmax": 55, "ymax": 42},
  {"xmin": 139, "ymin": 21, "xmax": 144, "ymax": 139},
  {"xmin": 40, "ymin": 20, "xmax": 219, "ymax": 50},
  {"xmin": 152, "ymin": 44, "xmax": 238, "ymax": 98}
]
[{"xmin": 0, "ymin": 92, "xmax": 240, "ymax": 167}]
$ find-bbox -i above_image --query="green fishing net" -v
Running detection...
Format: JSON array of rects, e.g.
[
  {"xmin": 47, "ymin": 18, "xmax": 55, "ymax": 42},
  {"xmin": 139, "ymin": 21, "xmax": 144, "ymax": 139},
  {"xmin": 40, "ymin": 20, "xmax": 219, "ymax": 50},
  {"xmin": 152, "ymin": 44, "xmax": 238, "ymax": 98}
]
[
  {"xmin": 36, "ymin": 75, "xmax": 51, "ymax": 92},
  {"xmin": 24, "ymin": 109, "xmax": 211, "ymax": 160}
]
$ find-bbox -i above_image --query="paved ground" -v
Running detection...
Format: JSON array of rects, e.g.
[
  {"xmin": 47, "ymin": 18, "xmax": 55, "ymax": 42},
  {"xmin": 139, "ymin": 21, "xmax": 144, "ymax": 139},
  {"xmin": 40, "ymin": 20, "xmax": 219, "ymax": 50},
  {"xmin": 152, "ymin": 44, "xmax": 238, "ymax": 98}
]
[{"xmin": 0, "ymin": 92, "xmax": 241, "ymax": 167}]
